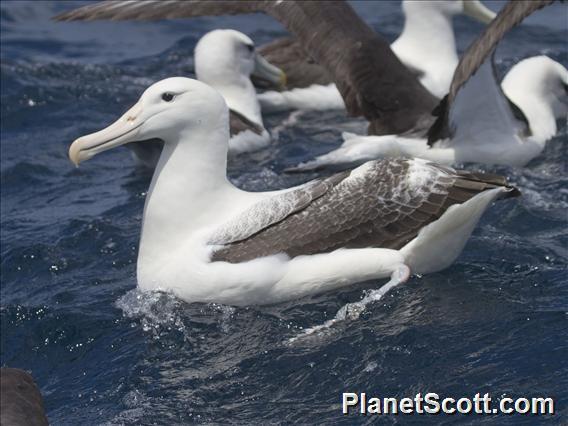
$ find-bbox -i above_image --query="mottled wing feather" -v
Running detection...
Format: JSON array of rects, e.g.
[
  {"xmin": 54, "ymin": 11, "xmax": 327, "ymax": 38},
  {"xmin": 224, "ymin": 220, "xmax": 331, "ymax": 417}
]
[
  {"xmin": 210, "ymin": 159, "xmax": 518, "ymax": 263},
  {"xmin": 208, "ymin": 171, "xmax": 349, "ymax": 245},
  {"xmin": 54, "ymin": 0, "xmax": 438, "ymax": 135},
  {"xmin": 427, "ymin": 0, "xmax": 553, "ymax": 144}
]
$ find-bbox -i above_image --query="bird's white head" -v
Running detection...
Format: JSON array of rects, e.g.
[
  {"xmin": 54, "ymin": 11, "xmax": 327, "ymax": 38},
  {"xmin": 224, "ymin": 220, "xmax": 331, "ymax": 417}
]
[
  {"xmin": 69, "ymin": 77, "xmax": 228, "ymax": 165},
  {"xmin": 402, "ymin": 0, "xmax": 495, "ymax": 23},
  {"xmin": 194, "ymin": 29, "xmax": 286, "ymax": 90},
  {"xmin": 501, "ymin": 56, "xmax": 568, "ymax": 142}
]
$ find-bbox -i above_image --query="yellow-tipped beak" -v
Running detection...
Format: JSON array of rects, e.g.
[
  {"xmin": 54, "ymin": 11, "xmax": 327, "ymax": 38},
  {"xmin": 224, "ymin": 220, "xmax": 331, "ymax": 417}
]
[{"xmin": 252, "ymin": 54, "xmax": 287, "ymax": 90}]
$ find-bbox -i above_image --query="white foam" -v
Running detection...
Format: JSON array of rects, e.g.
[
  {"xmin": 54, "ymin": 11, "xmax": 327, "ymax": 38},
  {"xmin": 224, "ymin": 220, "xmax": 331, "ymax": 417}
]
[{"xmin": 115, "ymin": 289, "xmax": 189, "ymax": 339}]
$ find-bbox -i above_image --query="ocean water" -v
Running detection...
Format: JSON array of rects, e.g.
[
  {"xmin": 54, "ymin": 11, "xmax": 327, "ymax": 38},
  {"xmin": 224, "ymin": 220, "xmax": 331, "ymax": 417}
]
[{"xmin": 1, "ymin": 1, "xmax": 567, "ymax": 424}]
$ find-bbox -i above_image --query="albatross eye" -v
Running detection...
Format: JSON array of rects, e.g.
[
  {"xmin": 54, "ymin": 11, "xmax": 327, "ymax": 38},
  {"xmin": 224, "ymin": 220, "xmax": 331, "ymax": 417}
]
[
  {"xmin": 245, "ymin": 44, "xmax": 255, "ymax": 53},
  {"xmin": 161, "ymin": 92, "xmax": 175, "ymax": 102}
]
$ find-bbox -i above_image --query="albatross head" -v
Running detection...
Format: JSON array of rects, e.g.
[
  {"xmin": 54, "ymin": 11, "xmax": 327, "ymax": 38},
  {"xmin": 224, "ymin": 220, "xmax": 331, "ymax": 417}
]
[
  {"xmin": 69, "ymin": 77, "xmax": 228, "ymax": 165},
  {"xmin": 194, "ymin": 29, "xmax": 286, "ymax": 90},
  {"xmin": 501, "ymin": 56, "xmax": 568, "ymax": 142},
  {"xmin": 402, "ymin": 0, "xmax": 495, "ymax": 23}
]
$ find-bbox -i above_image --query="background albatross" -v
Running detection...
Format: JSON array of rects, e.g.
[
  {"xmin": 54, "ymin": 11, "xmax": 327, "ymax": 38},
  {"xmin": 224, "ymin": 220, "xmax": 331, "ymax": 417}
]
[
  {"xmin": 54, "ymin": 0, "xmax": 496, "ymax": 112},
  {"xmin": 56, "ymin": 0, "xmax": 565, "ymax": 169},
  {"xmin": 127, "ymin": 28, "xmax": 286, "ymax": 167},
  {"xmin": 68, "ymin": 77, "xmax": 519, "ymax": 306}
]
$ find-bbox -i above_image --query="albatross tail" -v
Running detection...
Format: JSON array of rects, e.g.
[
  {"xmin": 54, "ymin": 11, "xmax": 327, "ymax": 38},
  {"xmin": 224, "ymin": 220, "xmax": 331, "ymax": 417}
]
[{"xmin": 400, "ymin": 166, "xmax": 519, "ymax": 274}]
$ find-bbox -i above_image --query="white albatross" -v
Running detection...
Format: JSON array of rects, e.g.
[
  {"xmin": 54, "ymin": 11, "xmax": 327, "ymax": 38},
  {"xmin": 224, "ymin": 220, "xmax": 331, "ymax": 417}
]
[
  {"xmin": 292, "ymin": 55, "xmax": 568, "ymax": 170},
  {"xmin": 54, "ymin": 0, "xmax": 495, "ymax": 113},
  {"xmin": 128, "ymin": 29, "xmax": 286, "ymax": 167},
  {"xmin": 68, "ymin": 77, "xmax": 519, "ymax": 306},
  {"xmin": 258, "ymin": 0, "xmax": 495, "ymax": 112},
  {"xmin": 55, "ymin": 0, "xmax": 559, "ymax": 170}
]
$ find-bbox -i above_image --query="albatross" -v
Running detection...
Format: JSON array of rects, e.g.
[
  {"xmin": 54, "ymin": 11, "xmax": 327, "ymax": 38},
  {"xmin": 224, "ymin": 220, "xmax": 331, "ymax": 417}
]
[
  {"xmin": 68, "ymin": 77, "xmax": 519, "ymax": 306},
  {"xmin": 257, "ymin": 0, "xmax": 495, "ymax": 111},
  {"xmin": 291, "ymin": 1, "xmax": 566, "ymax": 170},
  {"xmin": 55, "ymin": 0, "xmax": 496, "ymax": 112},
  {"xmin": 119, "ymin": 29, "xmax": 287, "ymax": 167},
  {"xmin": 293, "ymin": 52, "xmax": 567, "ymax": 170},
  {"xmin": 55, "ymin": 1, "xmax": 562, "ymax": 169}
]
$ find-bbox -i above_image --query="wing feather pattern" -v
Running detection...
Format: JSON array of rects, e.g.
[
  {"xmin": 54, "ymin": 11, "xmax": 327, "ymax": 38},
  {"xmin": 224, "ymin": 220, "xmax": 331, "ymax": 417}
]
[
  {"xmin": 210, "ymin": 159, "xmax": 519, "ymax": 263},
  {"xmin": 54, "ymin": 0, "xmax": 438, "ymax": 135}
]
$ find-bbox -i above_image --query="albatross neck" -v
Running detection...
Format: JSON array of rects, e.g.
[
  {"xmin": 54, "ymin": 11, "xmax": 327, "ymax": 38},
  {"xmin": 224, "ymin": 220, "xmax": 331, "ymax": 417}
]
[
  {"xmin": 393, "ymin": 7, "xmax": 458, "ymax": 73},
  {"xmin": 139, "ymin": 122, "xmax": 238, "ymax": 256}
]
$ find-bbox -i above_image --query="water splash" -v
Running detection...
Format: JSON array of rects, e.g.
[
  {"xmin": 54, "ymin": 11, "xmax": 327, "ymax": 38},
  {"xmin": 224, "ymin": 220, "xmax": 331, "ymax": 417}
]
[
  {"xmin": 115, "ymin": 289, "xmax": 190, "ymax": 341},
  {"xmin": 115, "ymin": 289, "xmax": 238, "ymax": 340}
]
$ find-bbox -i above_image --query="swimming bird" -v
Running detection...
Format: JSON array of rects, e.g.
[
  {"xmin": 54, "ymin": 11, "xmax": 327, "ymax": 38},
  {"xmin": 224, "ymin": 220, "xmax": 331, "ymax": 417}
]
[
  {"xmin": 68, "ymin": 77, "xmax": 519, "ymax": 306},
  {"xmin": 54, "ymin": 0, "xmax": 495, "ymax": 112},
  {"xmin": 292, "ymin": 53, "xmax": 567, "ymax": 171},
  {"xmin": 247, "ymin": 0, "xmax": 562, "ymax": 170},
  {"xmin": 92, "ymin": 0, "xmax": 560, "ymax": 169},
  {"xmin": 54, "ymin": 1, "xmax": 549, "ymax": 135},
  {"xmin": 257, "ymin": 0, "xmax": 496, "ymax": 111},
  {"xmin": 55, "ymin": 0, "xmax": 438, "ymax": 137},
  {"xmin": 121, "ymin": 29, "xmax": 287, "ymax": 167}
]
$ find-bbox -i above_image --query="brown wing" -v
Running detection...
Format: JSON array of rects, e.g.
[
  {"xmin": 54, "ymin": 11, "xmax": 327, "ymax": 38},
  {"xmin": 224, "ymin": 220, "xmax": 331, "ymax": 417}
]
[
  {"xmin": 54, "ymin": 0, "xmax": 264, "ymax": 21},
  {"xmin": 254, "ymin": 37, "xmax": 333, "ymax": 90},
  {"xmin": 211, "ymin": 159, "xmax": 519, "ymax": 263},
  {"xmin": 54, "ymin": 0, "xmax": 438, "ymax": 136},
  {"xmin": 427, "ymin": 0, "xmax": 554, "ymax": 144}
]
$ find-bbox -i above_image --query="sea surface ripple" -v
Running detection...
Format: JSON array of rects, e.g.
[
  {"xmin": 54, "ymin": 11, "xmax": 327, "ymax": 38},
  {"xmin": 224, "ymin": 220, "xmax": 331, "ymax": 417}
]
[{"xmin": 1, "ymin": 1, "xmax": 567, "ymax": 424}]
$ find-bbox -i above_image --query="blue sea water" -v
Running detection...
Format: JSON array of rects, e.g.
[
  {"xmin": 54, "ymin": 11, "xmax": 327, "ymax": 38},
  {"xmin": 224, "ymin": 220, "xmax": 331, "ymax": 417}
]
[{"xmin": 1, "ymin": 0, "xmax": 567, "ymax": 424}]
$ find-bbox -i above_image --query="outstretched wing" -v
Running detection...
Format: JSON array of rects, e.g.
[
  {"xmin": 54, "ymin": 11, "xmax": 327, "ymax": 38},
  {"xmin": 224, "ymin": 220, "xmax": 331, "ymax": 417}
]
[
  {"xmin": 54, "ymin": 1, "xmax": 264, "ymax": 21},
  {"xmin": 427, "ymin": 0, "xmax": 553, "ymax": 144},
  {"xmin": 55, "ymin": 0, "xmax": 438, "ymax": 136},
  {"xmin": 209, "ymin": 159, "xmax": 518, "ymax": 263}
]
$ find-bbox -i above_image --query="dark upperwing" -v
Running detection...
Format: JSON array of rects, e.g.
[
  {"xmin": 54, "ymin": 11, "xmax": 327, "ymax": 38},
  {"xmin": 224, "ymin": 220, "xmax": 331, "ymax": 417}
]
[{"xmin": 54, "ymin": 0, "xmax": 439, "ymax": 136}]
